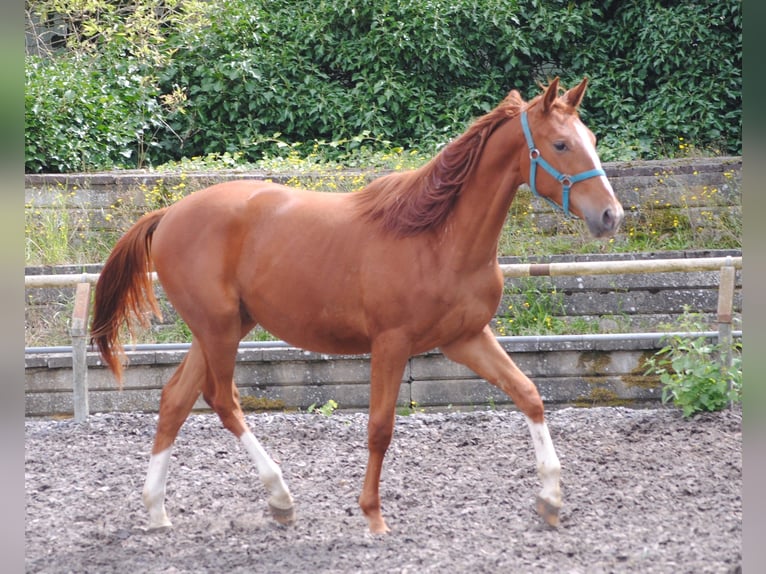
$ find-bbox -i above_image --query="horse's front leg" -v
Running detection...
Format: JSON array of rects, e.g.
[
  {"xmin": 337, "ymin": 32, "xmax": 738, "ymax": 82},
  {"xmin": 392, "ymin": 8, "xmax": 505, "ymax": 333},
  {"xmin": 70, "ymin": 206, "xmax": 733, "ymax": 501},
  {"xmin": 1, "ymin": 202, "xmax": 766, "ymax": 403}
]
[
  {"xmin": 358, "ymin": 334, "xmax": 410, "ymax": 534},
  {"xmin": 525, "ymin": 415, "xmax": 562, "ymax": 525},
  {"xmin": 441, "ymin": 326, "xmax": 562, "ymax": 527}
]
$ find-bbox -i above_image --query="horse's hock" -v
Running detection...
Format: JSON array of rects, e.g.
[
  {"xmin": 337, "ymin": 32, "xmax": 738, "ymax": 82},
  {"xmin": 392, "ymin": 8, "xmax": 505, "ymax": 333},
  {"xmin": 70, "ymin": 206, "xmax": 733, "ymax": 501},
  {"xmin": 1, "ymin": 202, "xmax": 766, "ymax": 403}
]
[
  {"xmin": 24, "ymin": 157, "xmax": 742, "ymax": 417},
  {"xmin": 25, "ymin": 328, "xmax": 741, "ymax": 417}
]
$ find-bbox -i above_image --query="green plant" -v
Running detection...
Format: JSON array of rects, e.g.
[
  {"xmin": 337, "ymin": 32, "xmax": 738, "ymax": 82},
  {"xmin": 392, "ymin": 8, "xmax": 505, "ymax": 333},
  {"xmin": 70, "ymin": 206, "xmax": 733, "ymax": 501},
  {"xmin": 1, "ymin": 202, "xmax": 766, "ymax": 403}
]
[
  {"xmin": 496, "ymin": 277, "xmax": 565, "ymax": 336},
  {"xmin": 25, "ymin": 192, "xmax": 76, "ymax": 265},
  {"xmin": 572, "ymin": 1, "xmax": 741, "ymax": 161},
  {"xmin": 397, "ymin": 400, "xmax": 425, "ymax": 416},
  {"xmin": 141, "ymin": 177, "xmax": 192, "ymax": 211},
  {"xmin": 24, "ymin": 189, "xmax": 115, "ymax": 265},
  {"xmin": 26, "ymin": 0, "xmax": 741, "ymax": 172},
  {"xmin": 307, "ymin": 399, "xmax": 338, "ymax": 416},
  {"xmin": 243, "ymin": 327, "xmax": 280, "ymax": 343},
  {"xmin": 643, "ymin": 310, "xmax": 742, "ymax": 417},
  {"xmin": 154, "ymin": 151, "xmax": 251, "ymax": 172},
  {"xmin": 25, "ymin": 298, "xmax": 74, "ymax": 348},
  {"xmin": 25, "ymin": 0, "xmax": 211, "ymax": 172},
  {"xmin": 151, "ymin": 317, "xmax": 192, "ymax": 344},
  {"xmin": 154, "ymin": 0, "xmax": 740, "ymax": 165},
  {"xmin": 240, "ymin": 395, "xmax": 287, "ymax": 412},
  {"xmin": 25, "ymin": 53, "xmax": 165, "ymax": 173}
]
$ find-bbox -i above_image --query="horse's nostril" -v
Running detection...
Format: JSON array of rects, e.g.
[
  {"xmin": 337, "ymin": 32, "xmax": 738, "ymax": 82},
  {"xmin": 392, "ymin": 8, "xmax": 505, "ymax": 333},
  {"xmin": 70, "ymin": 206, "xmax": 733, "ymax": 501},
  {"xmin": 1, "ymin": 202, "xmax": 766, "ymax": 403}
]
[
  {"xmin": 601, "ymin": 206, "xmax": 625, "ymax": 234},
  {"xmin": 602, "ymin": 208, "xmax": 614, "ymax": 229}
]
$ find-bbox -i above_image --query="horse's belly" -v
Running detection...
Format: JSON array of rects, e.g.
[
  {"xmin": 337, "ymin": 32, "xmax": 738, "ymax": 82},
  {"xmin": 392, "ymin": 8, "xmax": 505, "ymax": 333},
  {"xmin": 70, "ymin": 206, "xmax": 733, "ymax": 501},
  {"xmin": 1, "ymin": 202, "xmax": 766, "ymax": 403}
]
[
  {"xmin": 243, "ymin": 292, "xmax": 372, "ymax": 355},
  {"xmin": 260, "ymin": 317, "xmax": 372, "ymax": 355}
]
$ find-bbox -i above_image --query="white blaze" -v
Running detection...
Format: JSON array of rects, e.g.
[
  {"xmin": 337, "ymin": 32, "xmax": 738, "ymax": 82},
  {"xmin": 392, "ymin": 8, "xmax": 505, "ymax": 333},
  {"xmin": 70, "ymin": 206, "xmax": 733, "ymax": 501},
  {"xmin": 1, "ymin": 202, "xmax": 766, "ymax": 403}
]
[{"xmin": 574, "ymin": 120, "xmax": 615, "ymax": 197}]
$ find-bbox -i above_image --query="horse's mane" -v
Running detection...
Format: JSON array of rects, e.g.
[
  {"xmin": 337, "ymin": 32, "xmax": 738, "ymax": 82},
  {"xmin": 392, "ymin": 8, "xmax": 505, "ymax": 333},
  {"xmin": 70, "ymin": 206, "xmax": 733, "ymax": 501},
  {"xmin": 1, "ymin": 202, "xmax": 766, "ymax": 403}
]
[{"xmin": 353, "ymin": 89, "xmax": 528, "ymax": 236}]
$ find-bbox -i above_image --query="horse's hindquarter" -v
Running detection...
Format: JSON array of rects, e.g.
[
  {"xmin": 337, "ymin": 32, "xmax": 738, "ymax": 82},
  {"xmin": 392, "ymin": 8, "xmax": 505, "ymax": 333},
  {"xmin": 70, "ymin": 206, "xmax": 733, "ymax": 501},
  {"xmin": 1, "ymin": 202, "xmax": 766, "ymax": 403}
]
[
  {"xmin": 235, "ymin": 185, "xmax": 375, "ymax": 352},
  {"xmin": 148, "ymin": 182, "xmax": 368, "ymax": 352}
]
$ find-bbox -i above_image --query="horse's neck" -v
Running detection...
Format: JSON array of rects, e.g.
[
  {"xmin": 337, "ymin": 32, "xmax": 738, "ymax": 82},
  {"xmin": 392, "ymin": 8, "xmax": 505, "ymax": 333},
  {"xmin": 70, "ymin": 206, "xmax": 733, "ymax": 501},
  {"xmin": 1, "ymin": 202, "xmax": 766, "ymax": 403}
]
[{"xmin": 444, "ymin": 124, "xmax": 525, "ymax": 268}]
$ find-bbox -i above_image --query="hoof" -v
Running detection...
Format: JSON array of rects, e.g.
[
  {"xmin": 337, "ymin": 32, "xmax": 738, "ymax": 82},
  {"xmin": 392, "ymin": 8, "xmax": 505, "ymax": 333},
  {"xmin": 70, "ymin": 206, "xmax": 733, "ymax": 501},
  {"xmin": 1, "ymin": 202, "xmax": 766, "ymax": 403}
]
[
  {"xmin": 536, "ymin": 495, "xmax": 561, "ymax": 528},
  {"xmin": 269, "ymin": 502, "xmax": 296, "ymax": 526},
  {"xmin": 366, "ymin": 516, "xmax": 391, "ymax": 535},
  {"xmin": 141, "ymin": 523, "xmax": 172, "ymax": 535},
  {"xmin": 367, "ymin": 523, "xmax": 391, "ymax": 536}
]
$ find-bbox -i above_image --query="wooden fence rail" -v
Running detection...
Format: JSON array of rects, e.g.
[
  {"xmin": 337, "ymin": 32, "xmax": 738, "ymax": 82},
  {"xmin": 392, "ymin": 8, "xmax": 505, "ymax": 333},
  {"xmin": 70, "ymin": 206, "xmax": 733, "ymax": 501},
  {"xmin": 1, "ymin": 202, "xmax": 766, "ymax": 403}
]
[
  {"xmin": 23, "ymin": 256, "xmax": 741, "ymax": 288},
  {"xmin": 24, "ymin": 256, "xmax": 742, "ymax": 421}
]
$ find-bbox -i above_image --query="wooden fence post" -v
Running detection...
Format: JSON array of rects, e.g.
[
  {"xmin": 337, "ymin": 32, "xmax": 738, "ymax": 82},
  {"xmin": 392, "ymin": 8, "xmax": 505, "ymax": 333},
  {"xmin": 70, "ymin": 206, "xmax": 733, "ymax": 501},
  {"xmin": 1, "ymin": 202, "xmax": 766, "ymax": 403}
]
[
  {"xmin": 70, "ymin": 282, "xmax": 91, "ymax": 422},
  {"xmin": 717, "ymin": 256, "xmax": 736, "ymax": 406}
]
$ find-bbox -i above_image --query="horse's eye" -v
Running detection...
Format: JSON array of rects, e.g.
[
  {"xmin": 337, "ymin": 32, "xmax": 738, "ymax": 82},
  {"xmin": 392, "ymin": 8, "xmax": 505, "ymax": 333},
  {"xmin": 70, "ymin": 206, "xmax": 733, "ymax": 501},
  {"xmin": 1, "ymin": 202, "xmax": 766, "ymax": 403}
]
[{"xmin": 553, "ymin": 141, "xmax": 568, "ymax": 152}]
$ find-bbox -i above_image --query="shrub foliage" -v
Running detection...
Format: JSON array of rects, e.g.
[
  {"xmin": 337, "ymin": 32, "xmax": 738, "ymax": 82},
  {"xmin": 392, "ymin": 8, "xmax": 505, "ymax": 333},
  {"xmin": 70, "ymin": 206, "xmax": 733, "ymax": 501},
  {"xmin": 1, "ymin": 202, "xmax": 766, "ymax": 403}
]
[{"xmin": 25, "ymin": 0, "xmax": 741, "ymax": 172}]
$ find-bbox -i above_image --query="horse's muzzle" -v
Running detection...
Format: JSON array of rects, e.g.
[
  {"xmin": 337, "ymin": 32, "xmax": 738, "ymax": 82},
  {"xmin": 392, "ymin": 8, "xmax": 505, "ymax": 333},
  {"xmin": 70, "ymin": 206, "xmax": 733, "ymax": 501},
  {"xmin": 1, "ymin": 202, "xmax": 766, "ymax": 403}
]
[{"xmin": 586, "ymin": 203, "xmax": 624, "ymax": 238}]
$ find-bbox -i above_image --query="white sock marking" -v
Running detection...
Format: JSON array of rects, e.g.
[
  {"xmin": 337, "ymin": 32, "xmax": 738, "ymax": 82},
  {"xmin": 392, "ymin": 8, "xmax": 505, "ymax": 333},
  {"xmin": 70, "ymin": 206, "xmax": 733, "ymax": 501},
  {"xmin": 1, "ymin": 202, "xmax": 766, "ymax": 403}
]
[
  {"xmin": 142, "ymin": 449, "xmax": 173, "ymax": 528},
  {"xmin": 240, "ymin": 431, "xmax": 294, "ymax": 510},
  {"xmin": 526, "ymin": 418, "xmax": 562, "ymax": 506}
]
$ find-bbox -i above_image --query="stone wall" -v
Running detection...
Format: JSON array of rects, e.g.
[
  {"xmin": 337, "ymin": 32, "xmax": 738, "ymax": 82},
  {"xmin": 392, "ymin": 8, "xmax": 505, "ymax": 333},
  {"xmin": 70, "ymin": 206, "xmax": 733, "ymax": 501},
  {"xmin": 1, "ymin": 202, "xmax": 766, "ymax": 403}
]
[
  {"xmin": 24, "ymin": 157, "xmax": 743, "ymax": 416},
  {"xmin": 25, "ymin": 156, "xmax": 743, "ymax": 343},
  {"xmin": 28, "ymin": 332, "xmax": 726, "ymax": 417},
  {"xmin": 496, "ymin": 249, "xmax": 742, "ymax": 333},
  {"xmin": 25, "ymin": 250, "xmax": 742, "ymax": 417},
  {"xmin": 25, "ymin": 156, "xmax": 742, "ymax": 237}
]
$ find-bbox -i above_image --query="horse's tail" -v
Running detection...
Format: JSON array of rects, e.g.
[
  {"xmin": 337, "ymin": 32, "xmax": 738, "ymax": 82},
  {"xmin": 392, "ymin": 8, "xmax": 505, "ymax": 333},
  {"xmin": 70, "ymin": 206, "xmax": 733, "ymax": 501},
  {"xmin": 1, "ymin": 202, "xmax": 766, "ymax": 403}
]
[{"xmin": 90, "ymin": 209, "xmax": 168, "ymax": 387}]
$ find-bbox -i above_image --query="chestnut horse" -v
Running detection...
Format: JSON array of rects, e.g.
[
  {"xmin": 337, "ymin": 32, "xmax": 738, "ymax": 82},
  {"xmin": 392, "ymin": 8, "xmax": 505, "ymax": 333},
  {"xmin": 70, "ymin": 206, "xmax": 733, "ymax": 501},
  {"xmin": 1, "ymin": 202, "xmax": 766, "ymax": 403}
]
[{"xmin": 91, "ymin": 77, "xmax": 623, "ymax": 534}]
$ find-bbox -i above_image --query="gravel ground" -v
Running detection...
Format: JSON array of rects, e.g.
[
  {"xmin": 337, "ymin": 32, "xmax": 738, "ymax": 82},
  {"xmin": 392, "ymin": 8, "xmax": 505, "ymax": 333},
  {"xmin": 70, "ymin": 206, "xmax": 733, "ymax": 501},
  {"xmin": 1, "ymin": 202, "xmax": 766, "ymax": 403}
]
[{"xmin": 25, "ymin": 406, "xmax": 741, "ymax": 573}]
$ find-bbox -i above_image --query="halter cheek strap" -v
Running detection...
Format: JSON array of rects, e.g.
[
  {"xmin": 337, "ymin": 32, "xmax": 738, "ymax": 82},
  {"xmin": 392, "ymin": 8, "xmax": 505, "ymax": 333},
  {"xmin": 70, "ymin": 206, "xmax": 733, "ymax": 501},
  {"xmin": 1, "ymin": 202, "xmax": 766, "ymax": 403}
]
[{"xmin": 520, "ymin": 110, "xmax": 606, "ymax": 218}]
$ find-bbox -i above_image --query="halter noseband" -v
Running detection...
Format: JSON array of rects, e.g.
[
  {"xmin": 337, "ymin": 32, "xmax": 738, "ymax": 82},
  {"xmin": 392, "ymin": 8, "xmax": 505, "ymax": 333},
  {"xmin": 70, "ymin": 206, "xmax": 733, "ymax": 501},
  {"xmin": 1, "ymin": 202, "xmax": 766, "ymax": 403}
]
[{"xmin": 520, "ymin": 110, "xmax": 606, "ymax": 218}]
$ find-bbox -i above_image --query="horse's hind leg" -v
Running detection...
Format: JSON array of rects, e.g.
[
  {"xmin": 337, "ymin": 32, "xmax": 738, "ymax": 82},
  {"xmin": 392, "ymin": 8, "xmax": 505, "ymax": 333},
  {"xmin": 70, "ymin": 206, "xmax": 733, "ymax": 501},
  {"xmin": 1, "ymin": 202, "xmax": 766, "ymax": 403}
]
[
  {"xmin": 143, "ymin": 341, "xmax": 207, "ymax": 530},
  {"xmin": 196, "ymin": 319, "xmax": 295, "ymax": 525},
  {"xmin": 441, "ymin": 326, "xmax": 562, "ymax": 527}
]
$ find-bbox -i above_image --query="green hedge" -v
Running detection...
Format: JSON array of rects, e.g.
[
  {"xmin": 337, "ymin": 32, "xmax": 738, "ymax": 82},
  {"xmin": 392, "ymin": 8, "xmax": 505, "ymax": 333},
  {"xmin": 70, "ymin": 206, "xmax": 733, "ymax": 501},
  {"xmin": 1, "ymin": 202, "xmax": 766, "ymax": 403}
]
[
  {"xmin": 24, "ymin": 0, "xmax": 741, "ymax": 172},
  {"xmin": 25, "ymin": 54, "xmax": 165, "ymax": 173}
]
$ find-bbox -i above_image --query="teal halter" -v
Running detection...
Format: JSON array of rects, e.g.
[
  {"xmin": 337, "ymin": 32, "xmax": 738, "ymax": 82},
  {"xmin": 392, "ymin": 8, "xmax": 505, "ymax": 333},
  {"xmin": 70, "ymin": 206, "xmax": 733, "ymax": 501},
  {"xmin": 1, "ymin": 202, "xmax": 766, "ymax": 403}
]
[{"xmin": 520, "ymin": 110, "xmax": 606, "ymax": 218}]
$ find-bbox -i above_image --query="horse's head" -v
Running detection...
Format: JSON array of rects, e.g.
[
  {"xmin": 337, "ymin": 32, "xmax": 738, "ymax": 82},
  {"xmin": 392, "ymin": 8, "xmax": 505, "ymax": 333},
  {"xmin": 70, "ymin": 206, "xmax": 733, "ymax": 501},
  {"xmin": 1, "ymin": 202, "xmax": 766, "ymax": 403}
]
[{"xmin": 520, "ymin": 77, "xmax": 623, "ymax": 238}]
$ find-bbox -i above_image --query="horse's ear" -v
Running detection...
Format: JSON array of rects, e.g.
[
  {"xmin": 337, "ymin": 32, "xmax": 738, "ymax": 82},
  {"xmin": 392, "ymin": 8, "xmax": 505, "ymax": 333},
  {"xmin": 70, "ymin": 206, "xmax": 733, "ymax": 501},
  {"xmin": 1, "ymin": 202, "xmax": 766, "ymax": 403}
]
[
  {"xmin": 562, "ymin": 77, "xmax": 589, "ymax": 109},
  {"xmin": 542, "ymin": 77, "xmax": 560, "ymax": 113},
  {"xmin": 503, "ymin": 89, "xmax": 524, "ymax": 107}
]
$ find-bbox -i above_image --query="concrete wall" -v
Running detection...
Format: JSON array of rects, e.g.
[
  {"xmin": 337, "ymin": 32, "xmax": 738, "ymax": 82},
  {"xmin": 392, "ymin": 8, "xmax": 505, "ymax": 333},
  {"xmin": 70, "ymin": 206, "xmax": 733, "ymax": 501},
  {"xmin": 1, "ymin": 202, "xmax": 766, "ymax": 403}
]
[
  {"xmin": 25, "ymin": 249, "xmax": 742, "ymax": 418},
  {"xmin": 25, "ymin": 156, "xmax": 741, "ymax": 236},
  {"xmin": 26, "ymin": 333, "xmax": 697, "ymax": 418},
  {"xmin": 24, "ymin": 156, "xmax": 743, "ymax": 338},
  {"xmin": 24, "ymin": 157, "xmax": 743, "ymax": 417}
]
